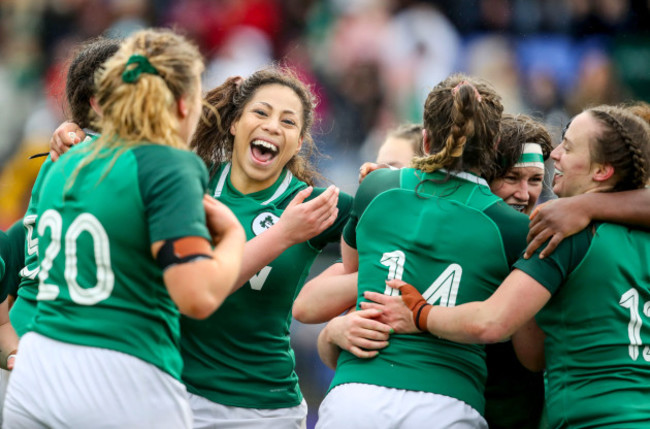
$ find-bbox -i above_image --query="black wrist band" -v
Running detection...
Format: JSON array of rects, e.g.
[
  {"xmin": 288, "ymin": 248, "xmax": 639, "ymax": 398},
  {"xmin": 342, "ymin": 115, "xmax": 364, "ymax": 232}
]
[{"xmin": 414, "ymin": 303, "xmax": 429, "ymax": 331}]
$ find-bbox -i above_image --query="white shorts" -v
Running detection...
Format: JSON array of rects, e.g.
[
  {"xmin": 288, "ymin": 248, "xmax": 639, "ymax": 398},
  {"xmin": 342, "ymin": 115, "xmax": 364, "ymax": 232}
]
[
  {"xmin": 3, "ymin": 332, "xmax": 192, "ymax": 429},
  {"xmin": 0, "ymin": 368, "xmax": 11, "ymax": 426},
  {"xmin": 188, "ymin": 391, "xmax": 307, "ymax": 429},
  {"xmin": 316, "ymin": 383, "xmax": 487, "ymax": 429}
]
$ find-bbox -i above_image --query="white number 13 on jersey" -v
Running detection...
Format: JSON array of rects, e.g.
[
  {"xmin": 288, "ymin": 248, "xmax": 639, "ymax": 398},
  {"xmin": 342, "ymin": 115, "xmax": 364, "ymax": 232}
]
[{"xmin": 380, "ymin": 251, "xmax": 462, "ymax": 307}]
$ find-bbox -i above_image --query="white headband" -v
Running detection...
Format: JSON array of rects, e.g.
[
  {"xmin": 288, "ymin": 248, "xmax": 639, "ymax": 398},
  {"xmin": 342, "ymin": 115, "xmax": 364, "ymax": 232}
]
[{"xmin": 514, "ymin": 143, "xmax": 545, "ymax": 170}]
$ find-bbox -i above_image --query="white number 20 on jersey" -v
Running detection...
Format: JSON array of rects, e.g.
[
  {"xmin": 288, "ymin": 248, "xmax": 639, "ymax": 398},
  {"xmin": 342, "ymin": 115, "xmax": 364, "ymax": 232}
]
[
  {"xmin": 380, "ymin": 251, "xmax": 462, "ymax": 307},
  {"xmin": 37, "ymin": 210, "xmax": 114, "ymax": 305}
]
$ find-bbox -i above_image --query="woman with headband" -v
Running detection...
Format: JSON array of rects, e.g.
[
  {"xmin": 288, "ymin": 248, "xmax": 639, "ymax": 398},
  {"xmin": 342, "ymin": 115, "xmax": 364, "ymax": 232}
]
[
  {"xmin": 295, "ymin": 113, "xmax": 552, "ymax": 429},
  {"xmin": 390, "ymin": 104, "xmax": 650, "ymax": 427}
]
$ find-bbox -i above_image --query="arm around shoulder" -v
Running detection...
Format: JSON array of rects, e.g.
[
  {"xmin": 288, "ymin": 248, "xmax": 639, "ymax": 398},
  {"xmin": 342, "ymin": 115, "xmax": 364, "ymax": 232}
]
[{"xmin": 418, "ymin": 270, "xmax": 551, "ymax": 344}]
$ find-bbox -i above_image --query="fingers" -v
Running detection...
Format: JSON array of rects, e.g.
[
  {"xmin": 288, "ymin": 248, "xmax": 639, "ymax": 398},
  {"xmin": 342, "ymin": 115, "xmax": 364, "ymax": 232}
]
[
  {"xmin": 73, "ymin": 128, "xmax": 86, "ymax": 142},
  {"xmin": 539, "ymin": 234, "xmax": 563, "ymax": 259},
  {"xmin": 352, "ymin": 309, "xmax": 393, "ymax": 333},
  {"xmin": 300, "ymin": 185, "xmax": 340, "ymax": 229},
  {"xmin": 50, "ymin": 122, "xmax": 83, "ymax": 158},
  {"xmin": 359, "ymin": 301, "xmax": 384, "ymax": 313},
  {"xmin": 311, "ymin": 187, "xmax": 339, "ymax": 219},
  {"xmin": 6, "ymin": 355, "xmax": 15, "ymax": 371},
  {"xmin": 51, "ymin": 134, "xmax": 64, "ymax": 157},
  {"xmin": 203, "ymin": 195, "xmax": 241, "ymax": 235},
  {"xmin": 304, "ymin": 185, "xmax": 338, "ymax": 211},
  {"xmin": 321, "ymin": 207, "xmax": 339, "ymax": 230},
  {"xmin": 526, "ymin": 214, "xmax": 547, "ymax": 243},
  {"xmin": 524, "ymin": 228, "xmax": 553, "ymax": 259},
  {"xmin": 202, "ymin": 194, "xmax": 219, "ymax": 210},
  {"xmin": 358, "ymin": 162, "xmax": 389, "ymax": 183},
  {"xmin": 348, "ymin": 346, "xmax": 380, "ymax": 359},
  {"xmin": 358, "ymin": 162, "xmax": 375, "ymax": 183},
  {"xmin": 287, "ymin": 186, "xmax": 313, "ymax": 208},
  {"xmin": 364, "ymin": 291, "xmax": 392, "ymax": 304},
  {"xmin": 529, "ymin": 200, "xmax": 551, "ymax": 222},
  {"xmin": 386, "ymin": 279, "xmax": 407, "ymax": 289},
  {"xmin": 49, "ymin": 149, "xmax": 59, "ymax": 162},
  {"xmin": 357, "ymin": 303, "xmax": 385, "ymax": 317}
]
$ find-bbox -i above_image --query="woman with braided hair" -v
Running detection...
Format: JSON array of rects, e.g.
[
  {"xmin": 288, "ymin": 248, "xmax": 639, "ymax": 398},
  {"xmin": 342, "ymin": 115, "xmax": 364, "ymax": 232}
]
[
  {"xmin": 390, "ymin": 104, "xmax": 650, "ymax": 428},
  {"xmin": 524, "ymin": 102, "xmax": 650, "ymax": 259},
  {"xmin": 316, "ymin": 74, "xmax": 530, "ymax": 429}
]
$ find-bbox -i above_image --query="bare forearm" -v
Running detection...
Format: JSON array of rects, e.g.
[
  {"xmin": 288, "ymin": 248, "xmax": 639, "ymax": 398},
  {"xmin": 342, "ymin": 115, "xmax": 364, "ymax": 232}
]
[
  {"xmin": 317, "ymin": 324, "xmax": 342, "ymax": 370},
  {"xmin": 211, "ymin": 228, "xmax": 247, "ymax": 295},
  {"xmin": 293, "ymin": 264, "xmax": 357, "ymax": 324},
  {"xmin": 426, "ymin": 303, "xmax": 510, "ymax": 344},
  {"xmin": 582, "ymin": 189, "xmax": 650, "ymax": 228},
  {"xmin": 425, "ymin": 271, "xmax": 551, "ymax": 343},
  {"xmin": 233, "ymin": 226, "xmax": 293, "ymax": 291}
]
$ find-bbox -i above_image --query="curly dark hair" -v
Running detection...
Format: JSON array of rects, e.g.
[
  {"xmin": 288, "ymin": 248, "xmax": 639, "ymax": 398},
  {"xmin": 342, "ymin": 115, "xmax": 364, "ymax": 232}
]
[{"xmin": 190, "ymin": 66, "xmax": 321, "ymax": 185}]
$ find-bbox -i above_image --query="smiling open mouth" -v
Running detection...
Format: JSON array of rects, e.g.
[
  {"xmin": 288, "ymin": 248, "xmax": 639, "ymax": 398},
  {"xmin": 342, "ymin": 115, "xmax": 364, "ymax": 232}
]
[
  {"xmin": 250, "ymin": 139, "xmax": 279, "ymax": 164},
  {"xmin": 509, "ymin": 204, "xmax": 526, "ymax": 212}
]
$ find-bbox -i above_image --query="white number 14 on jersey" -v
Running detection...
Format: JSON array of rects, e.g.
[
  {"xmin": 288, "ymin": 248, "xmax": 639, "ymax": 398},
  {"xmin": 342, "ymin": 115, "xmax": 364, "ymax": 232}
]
[{"xmin": 380, "ymin": 251, "xmax": 462, "ymax": 308}]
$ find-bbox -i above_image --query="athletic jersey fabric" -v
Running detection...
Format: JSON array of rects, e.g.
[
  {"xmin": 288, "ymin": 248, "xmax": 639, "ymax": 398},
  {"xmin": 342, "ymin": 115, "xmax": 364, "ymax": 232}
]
[
  {"xmin": 0, "ymin": 220, "xmax": 25, "ymax": 301},
  {"xmin": 10, "ymin": 157, "xmax": 56, "ymax": 336},
  {"xmin": 514, "ymin": 223, "xmax": 650, "ymax": 428},
  {"xmin": 30, "ymin": 139, "xmax": 210, "ymax": 380},
  {"xmin": 181, "ymin": 162, "xmax": 353, "ymax": 409},
  {"xmin": 332, "ymin": 168, "xmax": 529, "ymax": 415}
]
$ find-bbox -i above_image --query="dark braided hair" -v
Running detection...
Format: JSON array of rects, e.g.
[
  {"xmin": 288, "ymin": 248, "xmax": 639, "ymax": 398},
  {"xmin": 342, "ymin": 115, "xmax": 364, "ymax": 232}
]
[
  {"xmin": 66, "ymin": 37, "xmax": 121, "ymax": 130},
  {"xmin": 588, "ymin": 105, "xmax": 650, "ymax": 192},
  {"xmin": 190, "ymin": 67, "xmax": 321, "ymax": 185},
  {"xmin": 411, "ymin": 74, "xmax": 503, "ymax": 179}
]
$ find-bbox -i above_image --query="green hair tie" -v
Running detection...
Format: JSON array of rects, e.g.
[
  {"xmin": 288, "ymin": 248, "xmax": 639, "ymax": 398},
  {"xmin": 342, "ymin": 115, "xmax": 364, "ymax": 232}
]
[{"xmin": 122, "ymin": 54, "xmax": 159, "ymax": 83}]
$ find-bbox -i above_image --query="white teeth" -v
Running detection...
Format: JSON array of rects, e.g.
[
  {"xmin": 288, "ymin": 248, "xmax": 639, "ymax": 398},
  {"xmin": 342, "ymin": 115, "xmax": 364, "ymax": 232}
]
[
  {"xmin": 510, "ymin": 204, "xmax": 526, "ymax": 212},
  {"xmin": 555, "ymin": 168, "xmax": 564, "ymax": 176},
  {"xmin": 251, "ymin": 140, "xmax": 278, "ymax": 153}
]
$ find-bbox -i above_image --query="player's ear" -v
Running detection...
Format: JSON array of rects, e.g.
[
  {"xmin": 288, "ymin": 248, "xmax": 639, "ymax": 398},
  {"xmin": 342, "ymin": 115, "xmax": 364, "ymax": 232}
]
[
  {"xmin": 422, "ymin": 129, "xmax": 431, "ymax": 154},
  {"xmin": 177, "ymin": 96, "xmax": 190, "ymax": 119},
  {"xmin": 90, "ymin": 96, "xmax": 102, "ymax": 117}
]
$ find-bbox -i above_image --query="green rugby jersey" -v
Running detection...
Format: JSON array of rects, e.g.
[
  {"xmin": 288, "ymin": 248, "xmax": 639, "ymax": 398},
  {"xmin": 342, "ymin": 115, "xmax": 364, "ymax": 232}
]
[
  {"xmin": 31, "ymin": 139, "xmax": 211, "ymax": 380},
  {"xmin": 10, "ymin": 157, "xmax": 55, "ymax": 336},
  {"xmin": 1, "ymin": 220, "xmax": 25, "ymax": 302},
  {"xmin": 181, "ymin": 162, "xmax": 353, "ymax": 408},
  {"xmin": 332, "ymin": 168, "xmax": 528, "ymax": 415},
  {"xmin": 514, "ymin": 223, "xmax": 650, "ymax": 428}
]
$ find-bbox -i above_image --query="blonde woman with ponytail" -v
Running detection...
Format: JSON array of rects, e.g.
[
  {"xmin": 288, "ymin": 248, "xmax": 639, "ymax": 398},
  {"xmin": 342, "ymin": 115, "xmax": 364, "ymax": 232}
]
[
  {"xmin": 316, "ymin": 74, "xmax": 528, "ymax": 429},
  {"xmin": 3, "ymin": 29, "xmax": 244, "ymax": 428}
]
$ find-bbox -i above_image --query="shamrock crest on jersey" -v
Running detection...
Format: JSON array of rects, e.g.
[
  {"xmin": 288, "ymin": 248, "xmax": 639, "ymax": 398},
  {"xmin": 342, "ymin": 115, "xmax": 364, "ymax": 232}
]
[{"xmin": 252, "ymin": 212, "xmax": 280, "ymax": 236}]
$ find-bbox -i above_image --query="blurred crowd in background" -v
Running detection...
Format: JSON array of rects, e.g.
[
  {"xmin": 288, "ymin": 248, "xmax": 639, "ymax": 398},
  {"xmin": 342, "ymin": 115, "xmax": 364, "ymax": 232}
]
[{"xmin": 0, "ymin": 0, "xmax": 649, "ymax": 426}]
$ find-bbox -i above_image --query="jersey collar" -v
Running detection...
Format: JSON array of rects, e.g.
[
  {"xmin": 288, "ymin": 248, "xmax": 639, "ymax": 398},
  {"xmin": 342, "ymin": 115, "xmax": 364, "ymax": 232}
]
[
  {"xmin": 212, "ymin": 162, "xmax": 294, "ymax": 206},
  {"xmin": 432, "ymin": 169, "xmax": 489, "ymax": 188}
]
